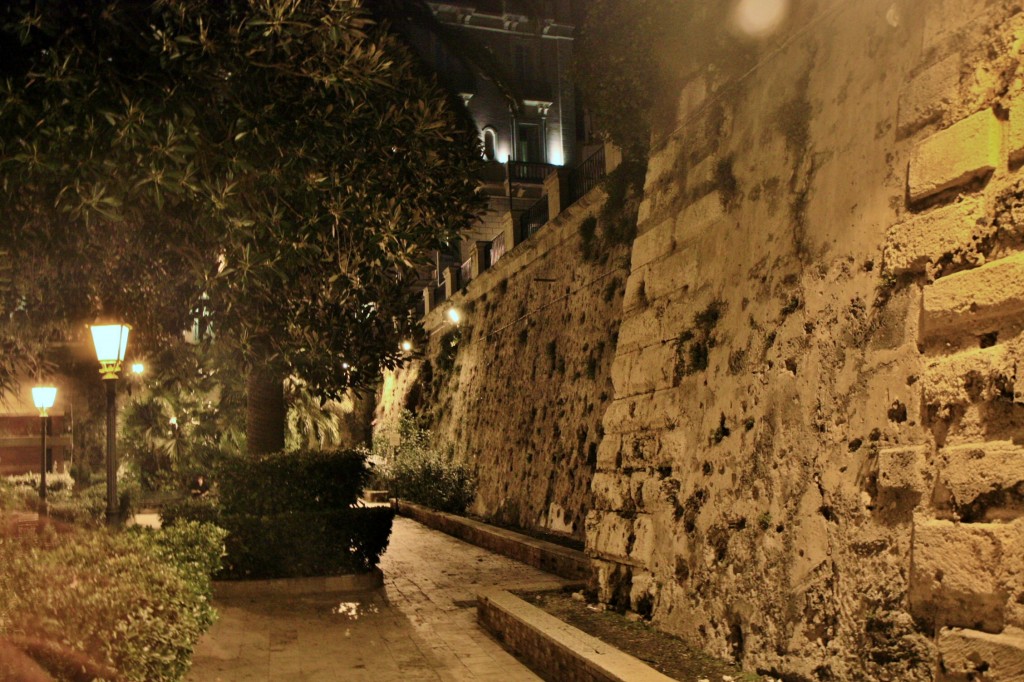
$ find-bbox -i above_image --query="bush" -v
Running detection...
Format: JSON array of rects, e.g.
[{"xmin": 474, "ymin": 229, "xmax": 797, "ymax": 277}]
[
  {"xmin": 219, "ymin": 507, "xmax": 394, "ymax": 579},
  {"xmin": 160, "ymin": 495, "xmax": 222, "ymax": 527},
  {"xmin": 390, "ymin": 451, "xmax": 475, "ymax": 514},
  {"xmin": 46, "ymin": 480, "xmax": 141, "ymax": 527},
  {"xmin": 0, "ymin": 521, "xmax": 224, "ymax": 681},
  {"xmin": 368, "ymin": 411, "xmax": 476, "ymax": 514},
  {"xmin": 195, "ymin": 449, "xmax": 392, "ymax": 579},
  {"xmin": 216, "ymin": 449, "xmax": 370, "ymax": 515}
]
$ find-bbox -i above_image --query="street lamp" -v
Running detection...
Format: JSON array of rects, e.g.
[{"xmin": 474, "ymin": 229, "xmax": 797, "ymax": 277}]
[
  {"xmin": 31, "ymin": 385, "xmax": 57, "ymax": 514},
  {"xmin": 89, "ymin": 322, "xmax": 130, "ymax": 526}
]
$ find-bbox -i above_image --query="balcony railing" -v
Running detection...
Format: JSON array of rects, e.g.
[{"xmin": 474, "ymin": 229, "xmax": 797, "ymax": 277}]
[
  {"xmin": 568, "ymin": 145, "xmax": 606, "ymax": 204},
  {"xmin": 518, "ymin": 197, "xmax": 549, "ymax": 241},
  {"xmin": 508, "ymin": 160, "xmax": 554, "ymax": 184}
]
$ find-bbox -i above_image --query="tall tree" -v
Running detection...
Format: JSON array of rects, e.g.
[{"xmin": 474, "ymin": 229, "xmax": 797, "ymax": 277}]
[{"xmin": 0, "ymin": 0, "xmax": 482, "ymax": 453}]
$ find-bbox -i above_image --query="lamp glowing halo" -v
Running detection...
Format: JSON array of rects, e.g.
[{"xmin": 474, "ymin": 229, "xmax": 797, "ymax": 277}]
[
  {"xmin": 90, "ymin": 323, "xmax": 131, "ymax": 379},
  {"xmin": 31, "ymin": 386, "xmax": 57, "ymax": 416},
  {"xmin": 447, "ymin": 308, "xmax": 461, "ymax": 324}
]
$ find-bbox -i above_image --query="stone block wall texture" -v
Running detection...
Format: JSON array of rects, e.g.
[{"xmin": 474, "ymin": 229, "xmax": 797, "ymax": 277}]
[
  {"xmin": 583, "ymin": 0, "xmax": 1024, "ymax": 679},
  {"xmin": 375, "ymin": 191, "xmax": 628, "ymax": 542}
]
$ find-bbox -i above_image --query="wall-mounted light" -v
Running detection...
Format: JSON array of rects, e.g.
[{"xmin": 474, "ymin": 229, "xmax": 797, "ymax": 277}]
[
  {"xmin": 447, "ymin": 307, "xmax": 462, "ymax": 325},
  {"xmin": 401, "ymin": 340, "xmax": 413, "ymax": 352}
]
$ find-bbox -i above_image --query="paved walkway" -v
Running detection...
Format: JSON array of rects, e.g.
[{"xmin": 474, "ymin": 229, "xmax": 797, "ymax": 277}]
[{"xmin": 187, "ymin": 516, "xmax": 570, "ymax": 681}]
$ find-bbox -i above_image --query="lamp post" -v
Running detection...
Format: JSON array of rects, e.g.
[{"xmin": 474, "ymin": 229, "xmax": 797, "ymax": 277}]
[
  {"xmin": 31, "ymin": 385, "xmax": 57, "ymax": 514},
  {"xmin": 89, "ymin": 322, "xmax": 131, "ymax": 526}
]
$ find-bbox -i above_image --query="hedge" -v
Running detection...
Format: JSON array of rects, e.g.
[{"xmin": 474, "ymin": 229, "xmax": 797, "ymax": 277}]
[
  {"xmin": 215, "ymin": 449, "xmax": 370, "ymax": 515},
  {"xmin": 218, "ymin": 507, "xmax": 394, "ymax": 579},
  {"xmin": 0, "ymin": 520, "xmax": 225, "ymax": 681}
]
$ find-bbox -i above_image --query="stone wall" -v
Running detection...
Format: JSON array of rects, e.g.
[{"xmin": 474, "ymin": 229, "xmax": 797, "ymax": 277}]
[
  {"xmin": 587, "ymin": 0, "xmax": 1024, "ymax": 679},
  {"xmin": 376, "ymin": 189, "xmax": 628, "ymax": 542}
]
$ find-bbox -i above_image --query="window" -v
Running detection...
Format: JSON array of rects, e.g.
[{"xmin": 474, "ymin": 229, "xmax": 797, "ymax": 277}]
[
  {"xmin": 517, "ymin": 123, "xmax": 542, "ymax": 163},
  {"xmin": 482, "ymin": 128, "xmax": 497, "ymax": 161}
]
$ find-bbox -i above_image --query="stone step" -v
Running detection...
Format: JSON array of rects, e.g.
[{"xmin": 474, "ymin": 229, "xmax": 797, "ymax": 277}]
[
  {"xmin": 909, "ymin": 519, "xmax": 1023, "ymax": 633},
  {"xmin": 922, "ymin": 252, "xmax": 1024, "ymax": 339},
  {"xmin": 937, "ymin": 626, "xmax": 1024, "ymax": 682}
]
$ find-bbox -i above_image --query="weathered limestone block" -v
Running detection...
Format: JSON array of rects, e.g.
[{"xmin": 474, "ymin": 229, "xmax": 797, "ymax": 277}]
[
  {"xmin": 591, "ymin": 471, "xmax": 632, "ymax": 511},
  {"xmin": 922, "ymin": 345, "xmax": 1012, "ymax": 408},
  {"xmin": 644, "ymin": 249, "xmax": 696, "ymax": 302},
  {"xmin": 630, "ymin": 514, "xmax": 656, "ymax": 565},
  {"xmin": 1011, "ymin": 93, "xmax": 1024, "ymax": 163},
  {"xmin": 907, "ymin": 109, "xmax": 1000, "ymax": 203},
  {"xmin": 877, "ymin": 445, "xmax": 929, "ymax": 494},
  {"xmin": 617, "ymin": 305, "xmax": 664, "ymax": 354},
  {"xmin": 620, "ymin": 433, "xmax": 663, "ymax": 469},
  {"xmin": 923, "ymin": 253, "xmax": 1024, "ymax": 336},
  {"xmin": 897, "ymin": 54, "xmax": 961, "ymax": 135},
  {"xmin": 623, "ymin": 342, "xmax": 676, "ymax": 396},
  {"xmin": 585, "ymin": 510, "xmax": 635, "ymax": 562},
  {"xmin": 631, "ymin": 217, "xmax": 674, "ymax": 271},
  {"xmin": 686, "ymin": 154, "xmax": 717, "ymax": 194},
  {"xmin": 939, "ymin": 442, "xmax": 1024, "ymax": 517},
  {"xmin": 673, "ymin": 191, "xmax": 724, "ymax": 241},
  {"xmin": 676, "ymin": 76, "xmax": 707, "ymax": 125},
  {"xmin": 910, "ymin": 520, "xmax": 1018, "ymax": 632},
  {"xmin": 603, "ymin": 388, "xmax": 682, "ymax": 435},
  {"xmin": 883, "ymin": 197, "xmax": 985, "ymax": 276},
  {"xmin": 645, "ymin": 137, "xmax": 682, "ymax": 192},
  {"xmin": 596, "ymin": 435, "xmax": 623, "ymax": 470},
  {"xmin": 937, "ymin": 627, "xmax": 1024, "ymax": 682}
]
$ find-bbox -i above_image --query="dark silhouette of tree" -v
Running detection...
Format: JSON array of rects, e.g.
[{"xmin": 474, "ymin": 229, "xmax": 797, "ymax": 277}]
[{"xmin": 0, "ymin": 0, "xmax": 483, "ymax": 454}]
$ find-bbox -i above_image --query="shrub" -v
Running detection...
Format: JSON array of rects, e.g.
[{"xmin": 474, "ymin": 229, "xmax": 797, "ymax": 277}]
[
  {"xmin": 204, "ymin": 449, "xmax": 392, "ymax": 578},
  {"xmin": 216, "ymin": 449, "xmax": 370, "ymax": 515},
  {"xmin": 160, "ymin": 495, "xmax": 222, "ymax": 527},
  {"xmin": 0, "ymin": 521, "xmax": 223, "ymax": 681},
  {"xmin": 367, "ymin": 411, "xmax": 476, "ymax": 514},
  {"xmin": 390, "ymin": 451, "xmax": 475, "ymax": 514},
  {"xmin": 46, "ymin": 480, "xmax": 141, "ymax": 527},
  {"xmin": 218, "ymin": 507, "xmax": 394, "ymax": 579}
]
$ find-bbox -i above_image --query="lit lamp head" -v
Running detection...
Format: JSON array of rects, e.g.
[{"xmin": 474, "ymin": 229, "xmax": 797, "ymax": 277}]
[
  {"xmin": 400, "ymin": 340, "xmax": 413, "ymax": 353},
  {"xmin": 90, "ymin": 323, "xmax": 132, "ymax": 380},
  {"xmin": 446, "ymin": 307, "xmax": 461, "ymax": 325},
  {"xmin": 31, "ymin": 386, "xmax": 57, "ymax": 417},
  {"xmin": 130, "ymin": 362, "xmax": 145, "ymax": 375}
]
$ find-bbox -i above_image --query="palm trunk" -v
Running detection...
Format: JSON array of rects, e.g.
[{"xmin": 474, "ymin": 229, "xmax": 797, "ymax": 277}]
[{"xmin": 246, "ymin": 366, "xmax": 285, "ymax": 456}]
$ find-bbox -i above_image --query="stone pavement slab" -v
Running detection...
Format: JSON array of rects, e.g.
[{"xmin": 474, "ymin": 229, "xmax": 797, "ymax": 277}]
[{"xmin": 187, "ymin": 516, "xmax": 571, "ymax": 681}]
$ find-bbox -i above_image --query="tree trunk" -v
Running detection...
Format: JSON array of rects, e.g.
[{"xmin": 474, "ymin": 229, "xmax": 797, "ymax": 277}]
[{"xmin": 246, "ymin": 366, "xmax": 285, "ymax": 456}]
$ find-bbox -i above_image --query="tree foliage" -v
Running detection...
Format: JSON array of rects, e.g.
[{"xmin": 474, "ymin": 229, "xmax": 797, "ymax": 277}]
[{"xmin": 0, "ymin": 0, "xmax": 482, "ymax": 399}]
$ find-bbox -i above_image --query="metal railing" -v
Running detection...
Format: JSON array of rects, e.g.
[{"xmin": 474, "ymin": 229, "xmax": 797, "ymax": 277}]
[
  {"xmin": 518, "ymin": 197, "xmax": 549, "ymax": 241},
  {"xmin": 568, "ymin": 145, "xmax": 606, "ymax": 204},
  {"xmin": 508, "ymin": 160, "xmax": 554, "ymax": 184}
]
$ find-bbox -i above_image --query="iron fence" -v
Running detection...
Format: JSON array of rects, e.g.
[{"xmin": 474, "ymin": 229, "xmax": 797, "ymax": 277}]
[
  {"xmin": 518, "ymin": 197, "xmax": 549, "ymax": 241},
  {"xmin": 508, "ymin": 160, "xmax": 553, "ymax": 184},
  {"xmin": 568, "ymin": 145, "xmax": 606, "ymax": 204}
]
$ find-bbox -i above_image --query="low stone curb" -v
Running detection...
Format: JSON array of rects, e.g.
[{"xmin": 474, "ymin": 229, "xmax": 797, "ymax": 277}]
[
  {"xmin": 212, "ymin": 567, "xmax": 383, "ymax": 597},
  {"xmin": 477, "ymin": 588, "xmax": 676, "ymax": 682},
  {"xmin": 395, "ymin": 501, "xmax": 591, "ymax": 581}
]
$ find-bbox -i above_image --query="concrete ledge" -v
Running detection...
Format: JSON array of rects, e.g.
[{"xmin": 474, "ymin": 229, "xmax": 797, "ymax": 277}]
[
  {"xmin": 477, "ymin": 588, "xmax": 676, "ymax": 682},
  {"xmin": 396, "ymin": 501, "xmax": 591, "ymax": 581},
  {"xmin": 213, "ymin": 568, "xmax": 383, "ymax": 597}
]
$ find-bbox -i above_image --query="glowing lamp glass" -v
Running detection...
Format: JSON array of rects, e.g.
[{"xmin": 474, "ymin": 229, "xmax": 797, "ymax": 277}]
[
  {"xmin": 31, "ymin": 386, "xmax": 57, "ymax": 416},
  {"xmin": 90, "ymin": 323, "xmax": 131, "ymax": 379},
  {"xmin": 447, "ymin": 308, "xmax": 461, "ymax": 324},
  {"xmin": 131, "ymin": 362, "xmax": 145, "ymax": 375},
  {"xmin": 401, "ymin": 340, "xmax": 413, "ymax": 352}
]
